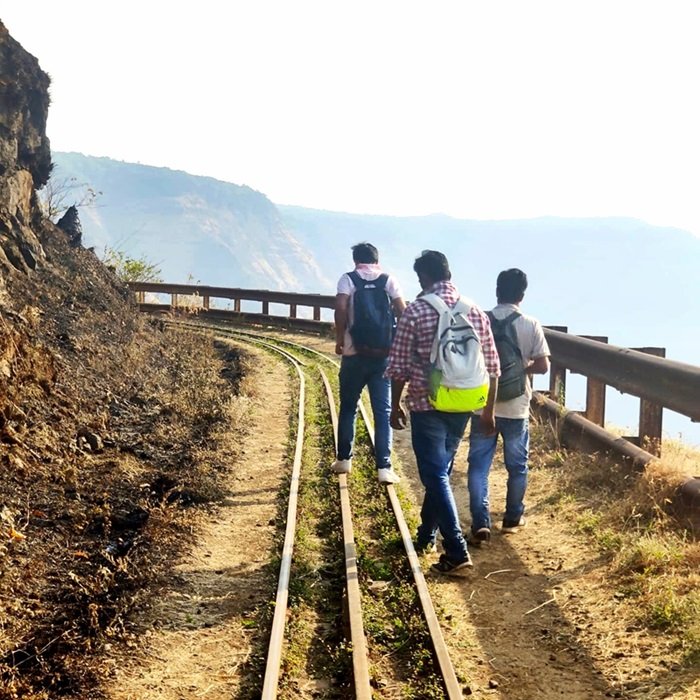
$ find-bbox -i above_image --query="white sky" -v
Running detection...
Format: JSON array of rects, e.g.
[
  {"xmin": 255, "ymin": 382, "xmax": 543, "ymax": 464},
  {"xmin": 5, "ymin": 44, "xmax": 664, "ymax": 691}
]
[{"xmin": 2, "ymin": 0, "xmax": 699, "ymax": 234}]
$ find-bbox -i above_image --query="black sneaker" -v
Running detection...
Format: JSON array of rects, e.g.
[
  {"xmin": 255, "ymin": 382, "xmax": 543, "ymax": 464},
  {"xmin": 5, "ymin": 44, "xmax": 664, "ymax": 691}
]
[
  {"xmin": 415, "ymin": 541, "xmax": 437, "ymax": 555},
  {"xmin": 430, "ymin": 553, "xmax": 473, "ymax": 576},
  {"xmin": 502, "ymin": 517, "xmax": 526, "ymax": 534},
  {"xmin": 467, "ymin": 527, "xmax": 491, "ymax": 547}
]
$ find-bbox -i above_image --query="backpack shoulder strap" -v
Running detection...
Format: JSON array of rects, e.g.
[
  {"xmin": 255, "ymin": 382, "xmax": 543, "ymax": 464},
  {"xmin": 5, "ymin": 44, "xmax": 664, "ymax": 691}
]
[
  {"xmin": 348, "ymin": 270, "xmax": 365, "ymax": 289},
  {"xmin": 488, "ymin": 309, "xmax": 521, "ymax": 329},
  {"xmin": 453, "ymin": 296, "xmax": 475, "ymax": 316},
  {"xmin": 375, "ymin": 273, "xmax": 389, "ymax": 290},
  {"xmin": 419, "ymin": 292, "xmax": 449, "ymax": 314}
]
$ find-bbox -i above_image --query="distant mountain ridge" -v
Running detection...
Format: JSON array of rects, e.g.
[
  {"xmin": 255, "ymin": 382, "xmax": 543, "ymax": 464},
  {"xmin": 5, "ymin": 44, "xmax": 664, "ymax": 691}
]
[
  {"xmin": 51, "ymin": 152, "xmax": 700, "ymax": 444},
  {"xmin": 52, "ymin": 152, "xmax": 332, "ymax": 292},
  {"xmin": 52, "ymin": 153, "xmax": 699, "ymax": 360}
]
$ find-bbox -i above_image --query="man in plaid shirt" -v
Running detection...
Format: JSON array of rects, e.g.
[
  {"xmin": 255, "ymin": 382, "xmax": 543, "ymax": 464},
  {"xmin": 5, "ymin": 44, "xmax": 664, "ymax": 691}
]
[{"xmin": 386, "ymin": 250, "xmax": 500, "ymax": 575}]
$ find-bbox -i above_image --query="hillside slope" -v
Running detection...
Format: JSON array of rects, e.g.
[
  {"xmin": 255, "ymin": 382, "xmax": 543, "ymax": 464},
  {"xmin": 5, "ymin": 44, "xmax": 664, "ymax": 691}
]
[
  {"xmin": 1, "ymin": 22, "xmax": 244, "ymax": 698},
  {"xmin": 51, "ymin": 152, "xmax": 331, "ymax": 292},
  {"xmin": 51, "ymin": 153, "xmax": 700, "ymax": 443}
]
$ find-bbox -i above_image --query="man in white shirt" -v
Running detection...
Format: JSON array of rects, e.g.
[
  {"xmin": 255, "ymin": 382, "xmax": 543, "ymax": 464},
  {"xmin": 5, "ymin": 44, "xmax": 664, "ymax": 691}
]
[
  {"xmin": 467, "ymin": 268, "xmax": 550, "ymax": 543},
  {"xmin": 332, "ymin": 243, "xmax": 406, "ymax": 483}
]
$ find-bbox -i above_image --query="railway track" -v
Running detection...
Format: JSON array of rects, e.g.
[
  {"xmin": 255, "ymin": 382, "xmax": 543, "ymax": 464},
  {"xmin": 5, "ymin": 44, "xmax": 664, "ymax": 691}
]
[{"xmin": 166, "ymin": 318, "xmax": 464, "ymax": 698}]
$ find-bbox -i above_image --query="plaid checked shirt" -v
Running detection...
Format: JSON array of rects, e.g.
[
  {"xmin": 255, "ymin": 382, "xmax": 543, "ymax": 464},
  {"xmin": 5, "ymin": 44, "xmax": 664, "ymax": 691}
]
[{"xmin": 385, "ymin": 281, "xmax": 501, "ymax": 412}]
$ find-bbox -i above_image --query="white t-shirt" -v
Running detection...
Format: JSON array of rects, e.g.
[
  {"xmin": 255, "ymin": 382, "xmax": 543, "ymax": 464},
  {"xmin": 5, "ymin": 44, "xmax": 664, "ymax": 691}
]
[
  {"xmin": 490, "ymin": 303, "xmax": 550, "ymax": 419},
  {"xmin": 336, "ymin": 264, "xmax": 403, "ymax": 356}
]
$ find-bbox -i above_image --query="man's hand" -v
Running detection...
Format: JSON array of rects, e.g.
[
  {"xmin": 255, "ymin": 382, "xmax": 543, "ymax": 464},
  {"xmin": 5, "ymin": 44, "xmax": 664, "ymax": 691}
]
[
  {"xmin": 390, "ymin": 405, "xmax": 407, "ymax": 430},
  {"xmin": 335, "ymin": 342, "xmax": 343, "ymax": 355},
  {"xmin": 478, "ymin": 410, "xmax": 496, "ymax": 436}
]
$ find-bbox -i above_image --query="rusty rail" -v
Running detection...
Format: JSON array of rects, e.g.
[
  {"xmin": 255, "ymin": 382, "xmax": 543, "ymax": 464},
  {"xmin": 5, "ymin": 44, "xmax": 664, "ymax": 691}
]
[
  {"xmin": 318, "ymin": 369, "xmax": 372, "ymax": 699},
  {"xmin": 199, "ymin": 322, "xmax": 466, "ymax": 696}
]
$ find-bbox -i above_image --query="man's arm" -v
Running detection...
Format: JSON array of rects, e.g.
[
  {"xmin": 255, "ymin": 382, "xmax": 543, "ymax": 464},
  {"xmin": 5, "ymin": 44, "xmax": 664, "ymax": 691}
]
[
  {"xmin": 385, "ymin": 306, "xmax": 415, "ymax": 430},
  {"xmin": 390, "ymin": 379, "xmax": 407, "ymax": 429},
  {"xmin": 392, "ymin": 297, "xmax": 407, "ymax": 319},
  {"xmin": 334, "ymin": 293, "xmax": 350, "ymax": 355},
  {"xmin": 527, "ymin": 356, "xmax": 550, "ymax": 374},
  {"xmin": 479, "ymin": 376, "xmax": 498, "ymax": 434},
  {"xmin": 472, "ymin": 308, "xmax": 500, "ymax": 435}
]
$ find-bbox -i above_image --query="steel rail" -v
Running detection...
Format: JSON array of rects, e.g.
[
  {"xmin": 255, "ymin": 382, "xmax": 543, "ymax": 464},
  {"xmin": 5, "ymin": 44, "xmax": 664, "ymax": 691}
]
[
  {"xmin": 168, "ymin": 320, "xmax": 305, "ymax": 698},
  {"xmin": 356, "ymin": 403, "xmax": 464, "ymax": 700},
  {"xmin": 179, "ymin": 320, "xmax": 371, "ymax": 695},
  {"xmin": 129, "ymin": 282, "xmax": 335, "ymax": 309},
  {"xmin": 253, "ymin": 344, "xmax": 306, "ymax": 700},
  {"xmin": 544, "ymin": 329, "xmax": 700, "ymax": 421},
  {"xmin": 318, "ymin": 368, "xmax": 373, "ymax": 700},
  {"xmin": 164, "ymin": 320, "xmax": 463, "ymax": 696},
  {"xmin": 221, "ymin": 324, "xmax": 463, "ymax": 698}
]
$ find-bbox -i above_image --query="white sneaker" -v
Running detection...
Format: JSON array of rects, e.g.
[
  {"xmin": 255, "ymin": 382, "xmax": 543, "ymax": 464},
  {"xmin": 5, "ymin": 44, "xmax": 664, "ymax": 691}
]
[
  {"xmin": 377, "ymin": 468, "xmax": 400, "ymax": 484},
  {"xmin": 331, "ymin": 459, "xmax": 352, "ymax": 474}
]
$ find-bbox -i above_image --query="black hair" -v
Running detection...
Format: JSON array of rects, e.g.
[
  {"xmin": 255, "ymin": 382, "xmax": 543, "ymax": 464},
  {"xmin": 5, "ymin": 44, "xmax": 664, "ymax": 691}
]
[
  {"xmin": 496, "ymin": 268, "xmax": 528, "ymax": 303},
  {"xmin": 413, "ymin": 250, "xmax": 451, "ymax": 283},
  {"xmin": 351, "ymin": 242, "xmax": 379, "ymax": 264}
]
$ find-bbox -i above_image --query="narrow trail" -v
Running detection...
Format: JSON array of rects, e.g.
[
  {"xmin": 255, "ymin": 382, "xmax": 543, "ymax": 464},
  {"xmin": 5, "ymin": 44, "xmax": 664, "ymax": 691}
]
[
  {"xmin": 393, "ymin": 422, "xmax": 699, "ymax": 700},
  {"xmin": 105, "ymin": 346, "xmax": 291, "ymax": 700},
  {"xmin": 279, "ymin": 332, "xmax": 699, "ymax": 699},
  {"xmin": 99, "ymin": 329, "xmax": 699, "ymax": 700}
]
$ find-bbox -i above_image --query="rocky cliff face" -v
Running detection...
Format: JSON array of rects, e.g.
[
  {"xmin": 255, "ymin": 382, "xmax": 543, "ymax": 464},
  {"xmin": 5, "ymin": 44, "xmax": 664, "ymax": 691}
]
[{"xmin": 0, "ymin": 20, "xmax": 52, "ymax": 289}]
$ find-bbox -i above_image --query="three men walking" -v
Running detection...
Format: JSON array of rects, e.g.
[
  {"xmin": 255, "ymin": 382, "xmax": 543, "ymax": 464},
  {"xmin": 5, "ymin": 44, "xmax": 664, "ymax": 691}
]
[{"xmin": 332, "ymin": 244, "xmax": 549, "ymax": 575}]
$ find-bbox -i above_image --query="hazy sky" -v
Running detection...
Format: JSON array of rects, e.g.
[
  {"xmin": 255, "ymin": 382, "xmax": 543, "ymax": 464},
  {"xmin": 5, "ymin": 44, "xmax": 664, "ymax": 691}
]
[{"xmin": 3, "ymin": 1, "xmax": 699, "ymax": 234}]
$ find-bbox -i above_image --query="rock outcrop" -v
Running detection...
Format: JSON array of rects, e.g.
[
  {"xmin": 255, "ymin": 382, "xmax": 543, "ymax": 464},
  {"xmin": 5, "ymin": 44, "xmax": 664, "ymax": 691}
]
[{"xmin": 0, "ymin": 20, "xmax": 52, "ymax": 285}]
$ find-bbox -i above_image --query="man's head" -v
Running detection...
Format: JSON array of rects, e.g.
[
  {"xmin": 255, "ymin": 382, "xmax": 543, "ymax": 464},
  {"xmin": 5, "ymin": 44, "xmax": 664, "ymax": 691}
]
[
  {"xmin": 352, "ymin": 242, "xmax": 379, "ymax": 264},
  {"xmin": 413, "ymin": 250, "xmax": 451, "ymax": 291},
  {"xmin": 496, "ymin": 268, "xmax": 528, "ymax": 304}
]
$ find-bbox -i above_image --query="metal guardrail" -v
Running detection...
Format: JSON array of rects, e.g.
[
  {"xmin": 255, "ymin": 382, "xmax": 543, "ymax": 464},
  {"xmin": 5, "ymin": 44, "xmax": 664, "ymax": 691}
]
[
  {"xmin": 544, "ymin": 329, "xmax": 700, "ymax": 423},
  {"xmin": 132, "ymin": 283, "xmax": 700, "ymax": 458},
  {"xmin": 129, "ymin": 282, "xmax": 334, "ymax": 320}
]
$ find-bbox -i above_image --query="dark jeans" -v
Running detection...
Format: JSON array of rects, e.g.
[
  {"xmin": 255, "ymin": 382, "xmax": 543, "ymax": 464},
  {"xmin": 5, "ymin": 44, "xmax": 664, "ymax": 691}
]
[
  {"xmin": 411, "ymin": 410, "xmax": 470, "ymax": 561},
  {"xmin": 467, "ymin": 416, "xmax": 529, "ymax": 530},
  {"xmin": 337, "ymin": 355, "xmax": 391, "ymax": 469}
]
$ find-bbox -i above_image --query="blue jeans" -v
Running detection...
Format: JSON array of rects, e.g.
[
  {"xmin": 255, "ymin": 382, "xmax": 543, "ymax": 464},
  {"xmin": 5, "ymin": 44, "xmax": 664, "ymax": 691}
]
[
  {"xmin": 467, "ymin": 416, "xmax": 529, "ymax": 531},
  {"xmin": 411, "ymin": 410, "xmax": 470, "ymax": 562},
  {"xmin": 337, "ymin": 355, "xmax": 391, "ymax": 469}
]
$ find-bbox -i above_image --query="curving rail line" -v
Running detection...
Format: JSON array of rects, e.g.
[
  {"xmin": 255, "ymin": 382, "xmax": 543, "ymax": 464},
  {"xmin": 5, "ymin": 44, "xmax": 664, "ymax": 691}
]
[
  {"xmin": 318, "ymin": 368, "xmax": 372, "ymax": 699},
  {"xmin": 228, "ymin": 326, "xmax": 464, "ymax": 698},
  {"xmin": 166, "ymin": 319, "xmax": 464, "ymax": 698}
]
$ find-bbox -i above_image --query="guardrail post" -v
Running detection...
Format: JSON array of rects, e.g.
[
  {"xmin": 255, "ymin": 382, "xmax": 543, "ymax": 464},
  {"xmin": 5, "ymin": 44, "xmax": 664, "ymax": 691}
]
[
  {"xmin": 136, "ymin": 291, "xmax": 145, "ymax": 304},
  {"xmin": 172, "ymin": 293, "xmax": 178, "ymax": 308},
  {"xmin": 262, "ymin": 301, "xmax": 269, "ymax": 315},
  {"xmin": 202, "ymin": 296, "xmax": 210, "ymax": 310},
  {"xmin": 234, "ymin": 298, "xmax": 241, "ymax": 313},
  {"xmin": 546, "ymin": 326, "xmax": 568, "ymax": 404},
  {"xmin": 313, "ymin": 306, "xmax": 321, "ymax": 321},
  {"xmin": 289, "ymin": 304, "xmax": 297, "ymax": 319},
  {"xmin": 634, "ymin": 347, "xmax": 665, "ymax": 456},
  {"xmin": 582, "ymin": 336, "xmax": 608, "ymax": 426}
]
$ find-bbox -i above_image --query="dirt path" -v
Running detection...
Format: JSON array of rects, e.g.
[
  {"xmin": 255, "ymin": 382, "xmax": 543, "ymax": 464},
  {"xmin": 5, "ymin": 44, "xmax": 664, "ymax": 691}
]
[
  {"xmin": 104, "ymin": 344, "xmax": 291, "ymax": 700},
  {"xmin": 393, "ymin": 426, "xmax": 699, "ymax": 700},
  {"xmin": 289, "ymin": 333, "xmax": 699, "ymax": 699},
  {"xmin": 101, "ymin": 330, "xmax": 698, "ymax": 699}
]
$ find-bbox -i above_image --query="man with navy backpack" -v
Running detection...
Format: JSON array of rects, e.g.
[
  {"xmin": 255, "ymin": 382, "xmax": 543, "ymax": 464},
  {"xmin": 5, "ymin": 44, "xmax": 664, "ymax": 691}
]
[
  {"xmin": 467, "ymin": 268, "xmax": 550, "ymax": 546},
  {"xmin": 332, "ymin": 243, "xmax": 406, "ymax": 483}
]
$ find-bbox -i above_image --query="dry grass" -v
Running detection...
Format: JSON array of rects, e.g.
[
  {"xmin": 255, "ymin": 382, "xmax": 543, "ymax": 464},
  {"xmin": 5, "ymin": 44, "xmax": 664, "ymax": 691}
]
[
  {"xmin": 530, "ymin": 417, "xmax": 700, "ymax": 663},
  {"xmin": 0, "ymin": 315, "xmax": 245, "ymax": 699}
]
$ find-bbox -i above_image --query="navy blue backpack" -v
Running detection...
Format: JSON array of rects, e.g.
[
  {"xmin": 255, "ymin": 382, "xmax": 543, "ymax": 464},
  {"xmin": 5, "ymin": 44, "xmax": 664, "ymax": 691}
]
[{"xmin": 348, "ymin": 271, "xmax": 395, "ymax": 357}]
